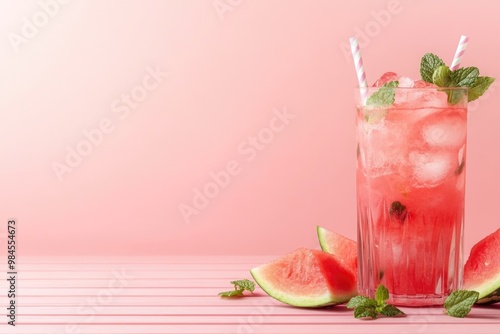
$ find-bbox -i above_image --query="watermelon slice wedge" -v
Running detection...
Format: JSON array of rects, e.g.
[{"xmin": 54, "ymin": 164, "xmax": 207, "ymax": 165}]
[
  {"xmin": 250, "ymin": 248, "xmax": 357, "ymax": 307},
  {"xmin": 463, "ymin": 228, "xmax": 500, "ymax": 304},
  {"xmin": 317, "ymin": 226, "xmax": 358, "ymax": 276}
]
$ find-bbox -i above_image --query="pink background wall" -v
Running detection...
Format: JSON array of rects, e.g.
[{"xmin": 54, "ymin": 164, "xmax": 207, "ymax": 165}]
[{"xmin": 1, "ymin": 0, "xmax": 499, "ymax": 256}]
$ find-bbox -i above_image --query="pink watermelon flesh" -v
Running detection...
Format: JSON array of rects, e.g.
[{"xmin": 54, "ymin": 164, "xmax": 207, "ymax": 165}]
[
  {"xmin": 250, "ymin": 248, "xmax": 357, "ymax": 307},
  {"xmin": 317, "ymin": 226, "xmax": 358, "ymax": 278},
  {"xmin": 463, "ymin": 228, "xmax": 500, "ymax": 304}
]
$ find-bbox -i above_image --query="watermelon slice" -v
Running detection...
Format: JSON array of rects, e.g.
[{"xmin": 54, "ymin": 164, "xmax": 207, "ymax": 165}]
[
  {"xmin": 463, "ymin": 228, "xmax": 500, "ymax": 304},
  {"xmin": 317, "ymin": 226, "xmax": 358, "ymax": 276},
  {"xmin": 250, "ymin": 248, "xmax": 357, "ymax": 307}
]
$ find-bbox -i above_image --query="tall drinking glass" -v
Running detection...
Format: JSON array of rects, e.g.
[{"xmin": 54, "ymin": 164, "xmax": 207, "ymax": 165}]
[{"xmin": 356, "ymin": 86, "xmax": 468, "ymax": 306}]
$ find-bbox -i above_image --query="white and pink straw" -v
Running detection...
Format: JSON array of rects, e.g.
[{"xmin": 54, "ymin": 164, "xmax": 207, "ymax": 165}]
[
  {"xmin": 450, "ymin": 35, "xmax": 469, "ymax": 71},
  {"xmin": 349, "ymin": 37, "xmax": 368, "ymax": 100},
  {"xmin": 349, "ymin": 35, "xmax": 469, "ymax": 98}
]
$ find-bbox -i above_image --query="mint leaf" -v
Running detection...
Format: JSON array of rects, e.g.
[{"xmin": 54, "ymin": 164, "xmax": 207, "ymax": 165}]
[
  {"xmin": 375, "ymin": 285, "xmax": 389, "ymax": 303},
  {"xmin": 230, "ymin": 279, "xmax": 255, "ymax": 292},
  {"xmin": 218, "ymin": 289, "xmax": 244, "ymax": 297},
  {"xmin": 420, "ymin": 53, "xmax": 445, "ymax": 83},
  {"xmin": 347, "ymin": 285, "xmax": 406, "ymax": 320},
  {"xmin": 366, "ymin": 81, "xmax": 399, "ymax": 107},
  {"xmin": 446, "ymin": 89, "xmax": 466, "ymax": 105},
  {"xmin": 450, "ymin": 67, "xmax": 479, "ymax": 87},
  {"xmin": 218, "ymin": 279, "xmax": 255, "ymax": 297},
  {"xmin": 432, "ymin": 65, "xmax": 452, "ymax": 87},
  {"xmin": 380, "ymin": 304, "xmax": 405, "ymax": 317},
  {"xmin": 347, "ymin": 295, "xmax": 377, "ymax": 308},
  {"xmin": 444, "ymin": 290, "xmax": 479, "ymax": 318},
  {"xmin": 354, "ymin": 306, "xmax": 378, "ymax": 319},
  {"xmin": 468, "ymin": 76, "xmax": 495, "ymax": 101}
]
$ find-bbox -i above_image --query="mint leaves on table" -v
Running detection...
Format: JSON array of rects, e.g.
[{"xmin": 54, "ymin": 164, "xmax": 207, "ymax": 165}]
[
  {"xmin": 420, "ymin": 53, "xmax": 495, "ymax": 103},
  {"xmin": 218, "ymin": 279, "xmax": 255, "ymax": 297},
  {"xmin": 347, "ymin": 286, "xmax": 480, "ymax": 319},
  {"xmin": 347, "ymin": 285, "xmax": 405, "ymax": 319},
  {"xmin": 366, "ymin": 81, "xmax": 399, "ymax": 107},
  {"xmin": 444, "ymin": 290, "xmax": 479, "ymax": 318}
]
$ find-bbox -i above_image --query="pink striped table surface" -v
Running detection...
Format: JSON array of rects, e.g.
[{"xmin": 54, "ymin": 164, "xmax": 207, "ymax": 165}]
[{"xmin": 0, "ymin": 256, "xmax": 498, "ymax": 334}]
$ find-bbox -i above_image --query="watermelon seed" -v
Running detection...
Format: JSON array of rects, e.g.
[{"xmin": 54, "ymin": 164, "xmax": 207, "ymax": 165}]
[{"xmin": 456, "ymin": 160, "xmax": 465, "ymax": 175}]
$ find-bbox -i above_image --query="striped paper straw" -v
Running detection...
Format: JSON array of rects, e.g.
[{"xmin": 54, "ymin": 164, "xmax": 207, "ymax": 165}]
[
  {"xmin": 450, "ymin": 35, "xmax": 469, "ymax": 71},
  {"xmin": 349, "ymin": 37, "xmax": 368, "ymax": 101}
]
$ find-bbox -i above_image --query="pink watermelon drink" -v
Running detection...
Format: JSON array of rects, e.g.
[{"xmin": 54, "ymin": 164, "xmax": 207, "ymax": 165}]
[
  {"xmin": 355, "ymin": 78, "xmax": 468, "ymax": 306},
  {"xmin": 350, "ymin": 38, "xmax": 494, "ymax": 306}
]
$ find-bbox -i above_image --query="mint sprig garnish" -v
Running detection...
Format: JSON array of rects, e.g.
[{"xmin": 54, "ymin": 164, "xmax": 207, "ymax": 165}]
[
  {"xmin": 432, "ymin": 65, "xmax": 452, "ymax": 87},
  {"xmin": 366, "ymin": 81, "xmax": 399, "ymax": 107},
  {"xmin": 347, "ymin": 285, "xmax": 405, "ymax": 319},
  {"xmin": 420, "ymin": 52, "xmax": 495, "ymax": 103},
  {"xmin": 468, "ymin": 76, "xmax": 496, "ymax": 101},
  {"xmin": 218, "ymin": 279, "xmax": 255, "ymax": 297},
  {"xmin": 444, "ymin": 290, "xmax": 479, "ymax": 318},
  {"xmin": 451, "ymin": 67, "xmax": 479, "ymax": 87},
  {"xmin": 420, "ymin": 53, "xmax": 445, "ymax": 83}
]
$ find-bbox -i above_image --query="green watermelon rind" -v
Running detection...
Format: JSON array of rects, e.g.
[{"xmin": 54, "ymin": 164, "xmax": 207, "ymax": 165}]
[
  {"xmin": 250, "ymin": 267, "xmax": 348, "ymax": 308},
  {"xmin": 317, "ymin": 226, "xmax": 332, "ymax": 253},
  {"xmin": 463, "ymin": 228, "xmax": 500, "ymax": 305},
  {"xmin": 465, "ymin": 276, "xmax": 500, "ymax": 304},
  {"xmin": 476, "ymin": 287, "xmax": 500, "ymax": 304}
]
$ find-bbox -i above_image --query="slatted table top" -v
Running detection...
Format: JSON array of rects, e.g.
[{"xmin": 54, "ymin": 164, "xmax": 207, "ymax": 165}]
[{"xmin": 1, "ymin": 256, "xmax": 498, "ymax": 333}]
